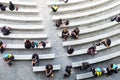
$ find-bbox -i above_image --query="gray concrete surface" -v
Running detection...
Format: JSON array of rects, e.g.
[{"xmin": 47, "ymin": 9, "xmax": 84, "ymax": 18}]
[{"xmin": 0, "ymin": 0, "xmax": 120, "ymax": 80}]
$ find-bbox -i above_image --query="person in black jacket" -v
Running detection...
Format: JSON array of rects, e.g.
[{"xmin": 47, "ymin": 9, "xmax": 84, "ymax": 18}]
[
  {"xmin": 67, "ymin": 46, "xmax": 74, "ymax": 54},
  {"xmin": 24, "ymin": 39, "xmax": 32, "ymax": 49},
  {"xmin": 1, "ymin": 26, "xmax": 11, "ymax": 35},
  {"xmin": 63, "ymin": 65, "xmax": 72, "ymax": 78},
  {"xmin": 9, "ymin": 1, "xmax": 15, "ymax": 11}
]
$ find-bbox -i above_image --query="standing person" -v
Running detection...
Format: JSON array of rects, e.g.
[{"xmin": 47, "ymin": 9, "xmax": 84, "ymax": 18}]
[
  {"xmin": 31, "ymin": 53, "xmax": 39, "ymax": 66},
  {"xmin": 67, "ymin": 46, "xmax": 74, "ymax": 54},
  {"xmin": 1, "ymin": 26, "xmax": 11, "ymax": 35},
  {"xmin": 62, "ymin": 28, "xmax": 69, "ymax": 40},
  {"xmin": 52, "ymin": 5, "xmax": 58, "ymax": 12},
  {"xmin": 0, "ymin": 40, "xmax": 5, "ymax": 53},
  {"xmin": 63, "ymin": 65, "xmax": 72, "ymax": 78},
  {"xmin": 106, "ymin": 64, "xmax": 118, "ymax": 76},
  {"xmin": 24, "ymin": 39, "xmax": 32, "ymax": 49},
  {"xmin": 9, "ymin": 1, "xmax": 15, "ymax": 11},
  {"xmin": 45, "ymin": 64, "xmax": 53, "ymax": 77},
  {"xmin": 3, "ymin": 53, "xmax": 14, "ymax": 66}
]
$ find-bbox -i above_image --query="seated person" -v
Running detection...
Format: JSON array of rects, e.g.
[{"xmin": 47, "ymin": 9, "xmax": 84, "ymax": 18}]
[
  {"xmin": 0, "ymin": 40, "xmax": 4, "ymax": 53},
  {"xmin": 111, "ymin": 14, "xmax": 120, "ymax": 22},
  {"xmin": 31, "ymin": 41, "xmax": 38, "ymax": 48},
  {"xmin": 62, "ymin": 28, "xmax": 69, "ymax": 40},
  {"xmin": 61, "ymin": 19, "xmax": 69, "ymax": 27},
  {"xmin": 45, "ymin": 64, "xmax": 53, "ymax": 77},
  {"xmin": 87, "ymin": 46, "xmax": 97, "ymax": 55},
  {"xmin": 32, "ymin": 53, "xmax": 39, "ymax": 66},
  {"xmin": 1, "ymin": 26, "xmax": 11, "ymax": 35},
  {"xmin": 0, "ymin": 4, "xmax": 7, "ymax": 11},
  {"xmin": 67, "ymin": 46, "xmax": 74, "ymax": 54},
  {"xmin": 63, "ymin": 65, "xmax": 72, "ymax": 78},
  {"xmin": 9, "ymin": 1, "xmax": 15, "ymax": 11},
  {"xmin": 71, "ymin": 28, "xmax": 79, "ymax": 39},
  {"xmin": 39, "ymin": 41, "xmax": 46, "ymax": 48},
  {"xmin": 0, "ymin": 3, "xmax": 3, "ymax": 8},
  {"xmin": 52, "ymin": 5, "xmax": 58, "ymax": 12},
  {"xmin": 99, "ymin": 38, "xmax": 111, "ymax": 48},
  {"xmin": 55, "ymin": 19, "xmax": 62, "ymax": 28},
  {"xmin": 106, "ymin": 64, "xmax": 118, "ymax": 76},
  {"xmin": 80, "ymin": 62, "xmax": 91, "ymax": 70},
  {"xmin": 24, "ymin": 39, "xmax": 32, "ymax": 49},
  {"xmin": 63, "ymin": 0, "xmax": 68, "ymax": 3},
  {"xmin": 91, "ymin": 67, "xmax": 103, "ymax": 77},
  {"xmin": 3, "ymin": 53, "xmax": 14, "ymax": 66}
]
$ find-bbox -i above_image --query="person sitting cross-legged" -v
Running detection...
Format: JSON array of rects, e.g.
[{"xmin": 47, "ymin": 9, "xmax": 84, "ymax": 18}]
[
  {"xmin": 71, "ymin": 28, "xmax": 79, "ymax": 39},
  {"xmin": 62, "ymin": 28, "xmax": 69, "ymax": 41},
  {"xmin": 31, "ymin": 53, "xmax": 39, "ymax": 66},
  {"xmin": 45, "ymin": 64, "xmax": 53, "ymax": 77}
]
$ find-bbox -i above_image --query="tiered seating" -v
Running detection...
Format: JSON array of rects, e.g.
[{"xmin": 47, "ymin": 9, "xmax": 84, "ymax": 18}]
[
  {"xmin": 48, "ymin": 0, "xmax": 86, "ymax": 6},
  {"xmin": 0, "ymin": 15, "xmax": 42, "ymax": 22},
  {"xmin": 33, "ymin": 65, "xmax": 61, "ymax": 72},
  {"xmin": 6, "ymin": 43, "xmax": 51, "ymax": 49},
  {"xmin": 58, "ymin": 21, "xmax": 119, "ymax": 37},
  {"xmin": 72, "ymin": 51, "xmax": 120, "ymax": 67},
  {"xmin": 48, "ymin": 0, "xmax": 120, "ymax": 79},
  {"xmin": 63, "ymin": 28, "xmax": 120, "ymax": 46},
  {"xmin": 67, "ymin": 39, "xmax": 120, "ymax": 56},
  {"xmin": 0, "ymin": 24, "xmax": 44, "ymax": 30},
  {"xmin": 14, "ymin": 54, "xmax": 55, "ymax": 60},
  {"xmin": 50, "ymin": 0, "xmax": 110, "ymax": 13},
  {"xmin": 76, "ymin": 63, "xmax": 120, "ymax": 80},
  {"xmin": 52, "ymin": 0, "xmax": 120, "ymax": 20},
  {"xmin": 0, "ymin": 33, "xmax": 47, "ymax": 39},
  {"xmin": 0, "ymin": 0, "xmax": 37, "ymax": 6}
]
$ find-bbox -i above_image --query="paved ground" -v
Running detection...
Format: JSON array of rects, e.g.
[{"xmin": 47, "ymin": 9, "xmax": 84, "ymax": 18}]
[{"xmin": 0, "ymin": 0, "xmax": 120, "ymax": 80}]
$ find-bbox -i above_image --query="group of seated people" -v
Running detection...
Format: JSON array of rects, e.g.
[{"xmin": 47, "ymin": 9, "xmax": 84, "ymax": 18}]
[
  {"xmin": 79, "ymin": 62, "xmax": 118, "ymax": 77},
  {"xmin": 1, "ymin": 26, "xmax": 11, "ymax": 35},
  {"xmin": 66, "ymin": 38, "xmax": 111, "ymax": 55},
  {"xmin": 62, "ymin": 27, "xmax": 80, "ymax": 40},
  {"xmin": 91, "ymin": 64, "xmax": 118, "ymax": 77},
  {"xmin": 55, "ymin": 19, "xmax": 69, "ymax": 28},
  {"xmin": 0, "ymin": 1, "xmax": 17, "ymax": 11},
  {"xmin": 24, "ymin": 39, "xmax": 47, "ymax": 49}
]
